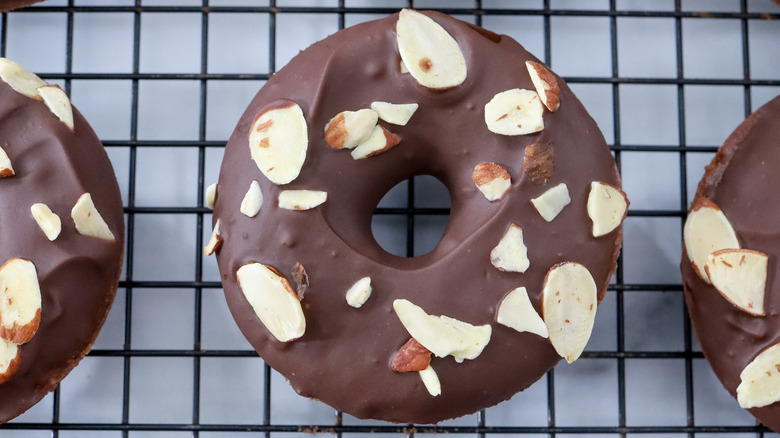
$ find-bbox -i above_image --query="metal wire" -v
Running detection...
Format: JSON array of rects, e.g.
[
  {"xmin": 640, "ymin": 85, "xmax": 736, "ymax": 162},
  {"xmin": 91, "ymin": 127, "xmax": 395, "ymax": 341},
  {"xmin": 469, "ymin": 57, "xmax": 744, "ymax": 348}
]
[{"xmin": 0, "ymin": 0, "xmax": 779, "ymax": 436}]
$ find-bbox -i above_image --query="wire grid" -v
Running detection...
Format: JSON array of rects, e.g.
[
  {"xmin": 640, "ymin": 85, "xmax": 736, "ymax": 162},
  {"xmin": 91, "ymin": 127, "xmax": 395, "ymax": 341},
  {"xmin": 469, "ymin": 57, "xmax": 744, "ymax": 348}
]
[{"xmin": 0, "ymin": 0, "xmax": 779, "ymax": 436}]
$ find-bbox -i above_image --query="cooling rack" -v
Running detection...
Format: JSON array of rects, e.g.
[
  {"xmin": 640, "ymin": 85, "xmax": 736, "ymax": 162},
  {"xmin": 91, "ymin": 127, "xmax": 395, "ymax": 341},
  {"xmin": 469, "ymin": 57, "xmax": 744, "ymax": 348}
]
[{"xmin": 1, "ymin": 0, "xmax": 779, "ymax": 437}]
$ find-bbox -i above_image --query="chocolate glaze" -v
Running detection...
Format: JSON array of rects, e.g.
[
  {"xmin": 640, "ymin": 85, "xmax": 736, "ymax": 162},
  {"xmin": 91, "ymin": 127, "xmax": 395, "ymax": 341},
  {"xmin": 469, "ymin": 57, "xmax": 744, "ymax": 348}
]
[
  {"xmin": 682, "ymin": 95, "xmax": 780, "ymax": 432},
  {"xmin": 0, "ymin": 78, "xmax": 124, "ymax": 422},
  {"xmin": 0, "ymin": 0, "xmax": 44, "ymax": 12},
  {"xmin": 215, "ymin": 11, "xmax": 622, "ymax": 424}
]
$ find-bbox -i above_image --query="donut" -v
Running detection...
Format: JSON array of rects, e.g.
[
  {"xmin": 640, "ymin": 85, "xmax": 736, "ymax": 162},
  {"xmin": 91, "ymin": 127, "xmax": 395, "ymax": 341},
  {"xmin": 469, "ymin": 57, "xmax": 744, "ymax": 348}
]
[
  {"xmin": 682, "ymin": 95, "xmax": 780, "ymax": 432},
  {"xmin": 210, "ymin": 10, "xmax": 627, "ymax": 424},
  {"xmin": 0, "ymin": 58, "xmax": 124, "ymax": 422}
]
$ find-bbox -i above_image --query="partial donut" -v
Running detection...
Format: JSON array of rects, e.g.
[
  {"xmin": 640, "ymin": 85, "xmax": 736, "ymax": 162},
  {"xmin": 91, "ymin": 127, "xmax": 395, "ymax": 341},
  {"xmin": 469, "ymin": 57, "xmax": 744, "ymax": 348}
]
[
  {"xmin": 0, "ymin": 58, "xmax": 124, "ymax": 422},
  {"xmin": 211, "ymin": 10, "xmax": 626, "ymax": 424},
  {"xmin": 682, "ymin": 95, "xmax": 780, "ymax": 432}
]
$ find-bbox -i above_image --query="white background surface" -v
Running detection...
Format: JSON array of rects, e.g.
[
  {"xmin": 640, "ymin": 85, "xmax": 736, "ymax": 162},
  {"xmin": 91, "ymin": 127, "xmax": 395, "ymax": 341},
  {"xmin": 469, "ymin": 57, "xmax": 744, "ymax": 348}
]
[{"xmin": 1, "ymin": 0, "xmax": 780, "ymax": 436}]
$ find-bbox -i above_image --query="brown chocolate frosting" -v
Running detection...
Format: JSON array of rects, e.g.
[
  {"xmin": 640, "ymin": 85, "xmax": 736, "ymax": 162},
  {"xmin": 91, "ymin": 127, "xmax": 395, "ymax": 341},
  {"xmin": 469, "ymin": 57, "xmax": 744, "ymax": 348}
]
[
  {"xmin": 214, "ymin": 11, "xmax": 622, "ymax": 424},
  {"xmin": 0, "ymin": 0, "xmax": 44, "ymax": 12},
  {"xmin": 682, "ymin": 95, "xmax": 780, "ymax": 432},
  {"xmin": 0, "ymin": 76, "xmax": 124, "ymax": 422}
]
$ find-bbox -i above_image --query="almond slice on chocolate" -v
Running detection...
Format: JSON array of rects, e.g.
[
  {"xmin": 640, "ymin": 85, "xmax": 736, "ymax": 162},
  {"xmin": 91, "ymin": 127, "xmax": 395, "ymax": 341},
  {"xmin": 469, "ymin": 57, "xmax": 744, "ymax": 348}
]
[
  {"xmin": 37, "ymin": 85, "xmax": 74, "ymax": 130},
  {"xmin": 472, "ymin": 162, "xmax": 511, "ymax": 201},
  {"xmin": 391, "ymin": 337, "xmax": 431, "ymax": 372},
  {"xmin": 523, "ymin": 142, "xmax": 554, "ymax": 184},
  {"xmin": 0, "ymin": 339, "xmax": 20, "ymax": 383},
  {"xmin": 587, "ymin": 181, "xmax": 629, "ymax": 237},
  {"xmin": 393, "ymin": 298, "xmax": 491, "ymax": 363},
  {"xmin": 705, "ymin": 249, "xmax": 768, "ymax": 316},
  {"xmin": 278, "ymin": 190, "xmax": 327, "ymax": 211},
  {"xmin": 531, "ymin": 183, "xmax": 570, "ymax": 222},
  {"xmin": 205, "ymin": 183, "xmax": 217, "ymax": 210},
  {"xmin": 490, "ymin": 224, "xmax": 529, "ymax": 273},
  {"xmin": 484, "ymin": 89, "xmax": 544, "ymax": 136},
  {"xmin": 351, "ymin": 125, "xmax": 401, "ymax": 160},
  {"xmin": 240, "ymin": 180, "xmax": 263, "ymax": 218},
  {"xmin": 370, "ymin": 102, "xmax": 419, "ymax": 126},
  {"xmin": 345, "ymin": 276, "xmax": 372, "ymax": 308},
  {"xmin": 248, "ymin": 100, "xmax": 308, "ymax": 185},
  {"xmin": 0, "ymin": 145, "xmax": 14, "ymax": 178},
  {"xmin": 0, "ymin": 58, "xmax": 46, "ymax": 100},
  {"xmin": 0, "ymin": 258, "xmax": 42, "ymax": 345},
  {"xmin": 71, "ymin": 193, "xmax": 115, "ymax": 241},
  {"xmin": 396, "ymin": 9, "xmax": 467, "ymax": 89},
  {"xmin": 419, "ymin": 365, "xmax": 441, "ymax": 397},
  {"xmin": 203, "ymin": 219, "xmax": 222, "ymax": 256},
  {"xmin": 496, "ymin": 287, "xmax": 549, "ymax": 338},
  {"xmin": 683, "ymin": 198, "xmax": 740, "ymax": 283},
  {"xmin": 325, "ymin": 109, "xmax": 379, "ymax": 150},
  {"xmin": 236, "ymin": 263, "xmax": 306, "ymax": 342},
  {"xmin": 30, "ymin": 203, "xmax": 61, "ymax": 241},
  {"xmin": 525, "ymin": 61, "xmax": 561, "ymax": 112},
  {"xmin": 737, "ymin": 343, "xmax": 780, "ymax": 409},
  {"xmin": 542, "ymin": 262, "xmax": 597, "ymax": 363}
]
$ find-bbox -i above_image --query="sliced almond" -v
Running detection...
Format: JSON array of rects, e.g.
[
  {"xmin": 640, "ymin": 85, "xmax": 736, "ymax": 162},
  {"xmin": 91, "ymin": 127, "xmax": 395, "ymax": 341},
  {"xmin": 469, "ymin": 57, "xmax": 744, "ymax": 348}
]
[
  {"xmin": 396, "ymin": 9, "xmax": 467, "ymax": 89},
  {"xmin": 393, "ymin": 299, "xmax": 491, "ymax": 363},
  {"xmin": 683, "ymin": 198, "xmax": 740, "ymax": 283},
  {"xmin": 236, "ymin": 263, "xmax": 306, "ymax": 342},
  {"xmin": 291, "ymin": 262, "xmax": 309, "ymax": 300},
  {"xmin": 0, "ymin": 339, "xmax": 20, "ymax": 383},
  {"xmin": 485, "ymin": 89, "xmax": 545, "ymax": 136},
  {"xmin": 37, "ymin": 85, "xmax": 74, "ymax": 130},
  {"xmin": 325, "ymin": 109, "xmax": 378, "ymax": 150},
  {"xmin": 490, "ymin": 224, "xmax": 529, "ymax": 273},
  {"xmin": 345, "ymin": 276, "xmax": 372, "ymax": 308},
  {"xmin": 472, "ymin": 162, "xmax": 511, "ymax": 201},
  {"xmin": 0, "ymin": 145, "xmax": 14, "ymax": 178},
  {"xmin": 496, "ymin": 287, "xmax": 549, "ymax": 338},
  {"xmin": 705, "ymin": 249, "xmax": 768, "ymax": 316},
  {"xmin": 0, "ymin": 58, "xmax": 46, "ymax": 100},
  {"xmin": 391, "ymin": 338, "xmax": 431, "ymax": 372},
  {"xmin": 278, "ymin": 190, "xmax": 327, "ymax": 211},
  {"xmin": 30, "ymin": 203, "xmax": 62, "ymax": 241},
  {"xmin": 587, "ymin": 181, "xmax": 629, "ymax": 237},
  {"xmin": 0, "ymin": 258, "xmax": 42, "ymax": 344},
  {"xmin": 350, "ymin": 125, "xmax": 401, "ymax": 160},
  {"xmin": 542, "ymin": 262, "xmax": 597, "ymax": 363},
  {"xmin": 737, "ymin": 343, "xmax": 780, "ymax": 409},
  {"xmin": 418, "ymin": 365, "xmax": 441, "ymax": 397},
  {"xmin": 370, "ymin": 102, "xmax": 419, "ymax": 126},
  {"xmin": 523, "ymin": 142, "xmax": 554, "ymax": 184},
  {"xmin": 525, "ymin": 61, "xmax": 561, "ymax": 112},
  {"xmin": 248, "ymin": 100, "xmax": 308, "ymax": 185},
  {"xmin": 531, "ymin": 183, "xmax": 571, "ymax": 222},
  {"xmin": 205, "ymin": 183, "xmax": 217, "ymax": 210},
  {"xmin": 71, "ymin": 193, "xmax": 115, "ymax": 241},
  {"xmin": 203, "ymin": 219, "xmax": 222, "ymax": 256},
  {"xmin": 240, "ymin": 180, "xmax": 263, "ymax": 218}
]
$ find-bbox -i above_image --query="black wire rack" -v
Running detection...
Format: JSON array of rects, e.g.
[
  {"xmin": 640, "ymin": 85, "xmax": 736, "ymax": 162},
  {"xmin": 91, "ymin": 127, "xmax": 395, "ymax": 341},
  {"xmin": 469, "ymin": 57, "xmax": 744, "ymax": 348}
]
[{"xmin": 1, "ymin": 0, "xmax": 780, "ymax": 436}]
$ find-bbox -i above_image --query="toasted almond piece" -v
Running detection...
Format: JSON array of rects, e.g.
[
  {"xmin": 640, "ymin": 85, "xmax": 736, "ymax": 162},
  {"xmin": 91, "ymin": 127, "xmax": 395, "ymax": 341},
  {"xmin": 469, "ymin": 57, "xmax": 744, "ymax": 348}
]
[
  {"xmin": 351, "ymin": 125, "xmax": 401, "ymax": 160},
  {"xmin": 325, "ymin": 109, "xmax": 378, "ymax": 150},
  {"xmin": 587, "ymin": 181, "xmax": 629, "ymax": 237},
  {"xmin": 0, "ymin": 258, "xmax": 42, "ymax": 344},
  {"xmin": 525, "ymin": 61, "xmax": 561, "ymax": 112},
  {"xmin": 370, "ymin": 102, "xmax": 419, "ymax": 126},
  {"xmin": 203, "ymin": 219, "xmax": 222, "ymax": 256},
  {"xmin": 392, "ymin": 338, "xmax": 431, "ymax": 372},
  {"xmin": 523, "ymin": 142, "xmax": 554, "ymax": 184},
  {"xmin": 0, "ymin": 145, "xmax": 14, "ymax": 178},
  {"xmin": 683, "ymin": 198, "xmax": 740, "ymax": 283},
  {"xmin": 396, "ymin": 9, "xmax": 467, "ymax": 89},
  {"xmin": 737, "ymin": 343, "xmax": 780, "ymax": 409},
  {"xmin": 419, "ymin": 365, "xmax": 441, "ymax": 397},
  {"xmin": 240, "ymin": 180, "xmax": 263, "ymax": 218},
  {"xmin": 472, "ymin": 162, "xmax": 511, "ymax": 201},
  {"xmin": 485, "ymin": 89, "xmax": 545, "ymax": 136},
  {"xmin": 531, "ymin": 183, "xmax": 571, "ymax": 222},
  {"xmin": 705, "ymin": 249, "xmax": 768, "ymax": 316},
  {"xmin": 0, "ymin": 338, "xmax": 20, "ymax": 383},
  {"xmin": 345, "ymin": 276, "xmax": 372, "ymax": 308},
  {"xmin": 291, "ymin": 262, "xmax": 309, "ymax": 300},
  {"xmin": 393, "ymin": 299, "xmax": 491, "ymax": 363},
  {"xmin": 542, "ymin": 262, "xmax": 597, "ymax": 363},
  {"xmin": 30, "ymin": 203, "xmax": 61, "ymax": 241},
  {"xmin": 278, "ymin": 190, "xmax": 327, "ymax": 211},
  {"xmin": 490, "ymin": 224, "xmax": 529, "ymax": 273},
  {"xmin": 236, "ymin": 262, "xmax": 306, "ymax": 342},
  {"xmin": 496, "ymin": 287, "xmax": 549, "ymax": 338},
  {"xmin": 248, "ymin": 100, "xmax": 308, "ymax": 185},
  {"xmin": 205, "ymin": 183, "xmax": 217, "ymax": 210},
  {"xmin": 37, "ymin": 85, "xmax": 74, "ymax": 130},
  {"xmin": 0, "ymin": 58, "xmax": 46, "ymax": 99},
  {"xmin": 71, "ymin": 193, "xmax": 115, "ymax": 241}
]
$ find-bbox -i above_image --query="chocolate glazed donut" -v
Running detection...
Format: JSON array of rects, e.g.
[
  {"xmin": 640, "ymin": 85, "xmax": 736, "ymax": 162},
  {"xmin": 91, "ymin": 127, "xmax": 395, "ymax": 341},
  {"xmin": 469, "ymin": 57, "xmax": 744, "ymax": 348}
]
[{"xmin": 212, "ymin": 10, "xmax": 625, "ymax": 423}]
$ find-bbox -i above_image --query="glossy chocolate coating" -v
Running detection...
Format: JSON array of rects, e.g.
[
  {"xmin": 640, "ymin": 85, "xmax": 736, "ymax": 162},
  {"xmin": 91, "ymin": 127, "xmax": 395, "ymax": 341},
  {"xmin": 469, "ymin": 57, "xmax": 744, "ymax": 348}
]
[
  {"xmin": 682, "ymin": 95, "xmax": 780, "ymax": 431},
  {"xmin": 0, "ymin": 0, "xmax": 44, "ymax": 12},
  {"xmin": 215, "ymin": 11, "xmax": 622, "ymax": 424},
  {"xmin": 0, "ymin": 78, "xmax": 124, "ymax": 422}
]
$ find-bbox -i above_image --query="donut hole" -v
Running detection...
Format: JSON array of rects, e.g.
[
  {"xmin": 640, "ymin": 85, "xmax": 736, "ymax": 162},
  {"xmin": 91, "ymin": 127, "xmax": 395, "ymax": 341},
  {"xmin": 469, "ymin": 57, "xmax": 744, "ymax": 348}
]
[{"xmin": 371, "ymin": 175, "xmax": 451, "ymax": 257}]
